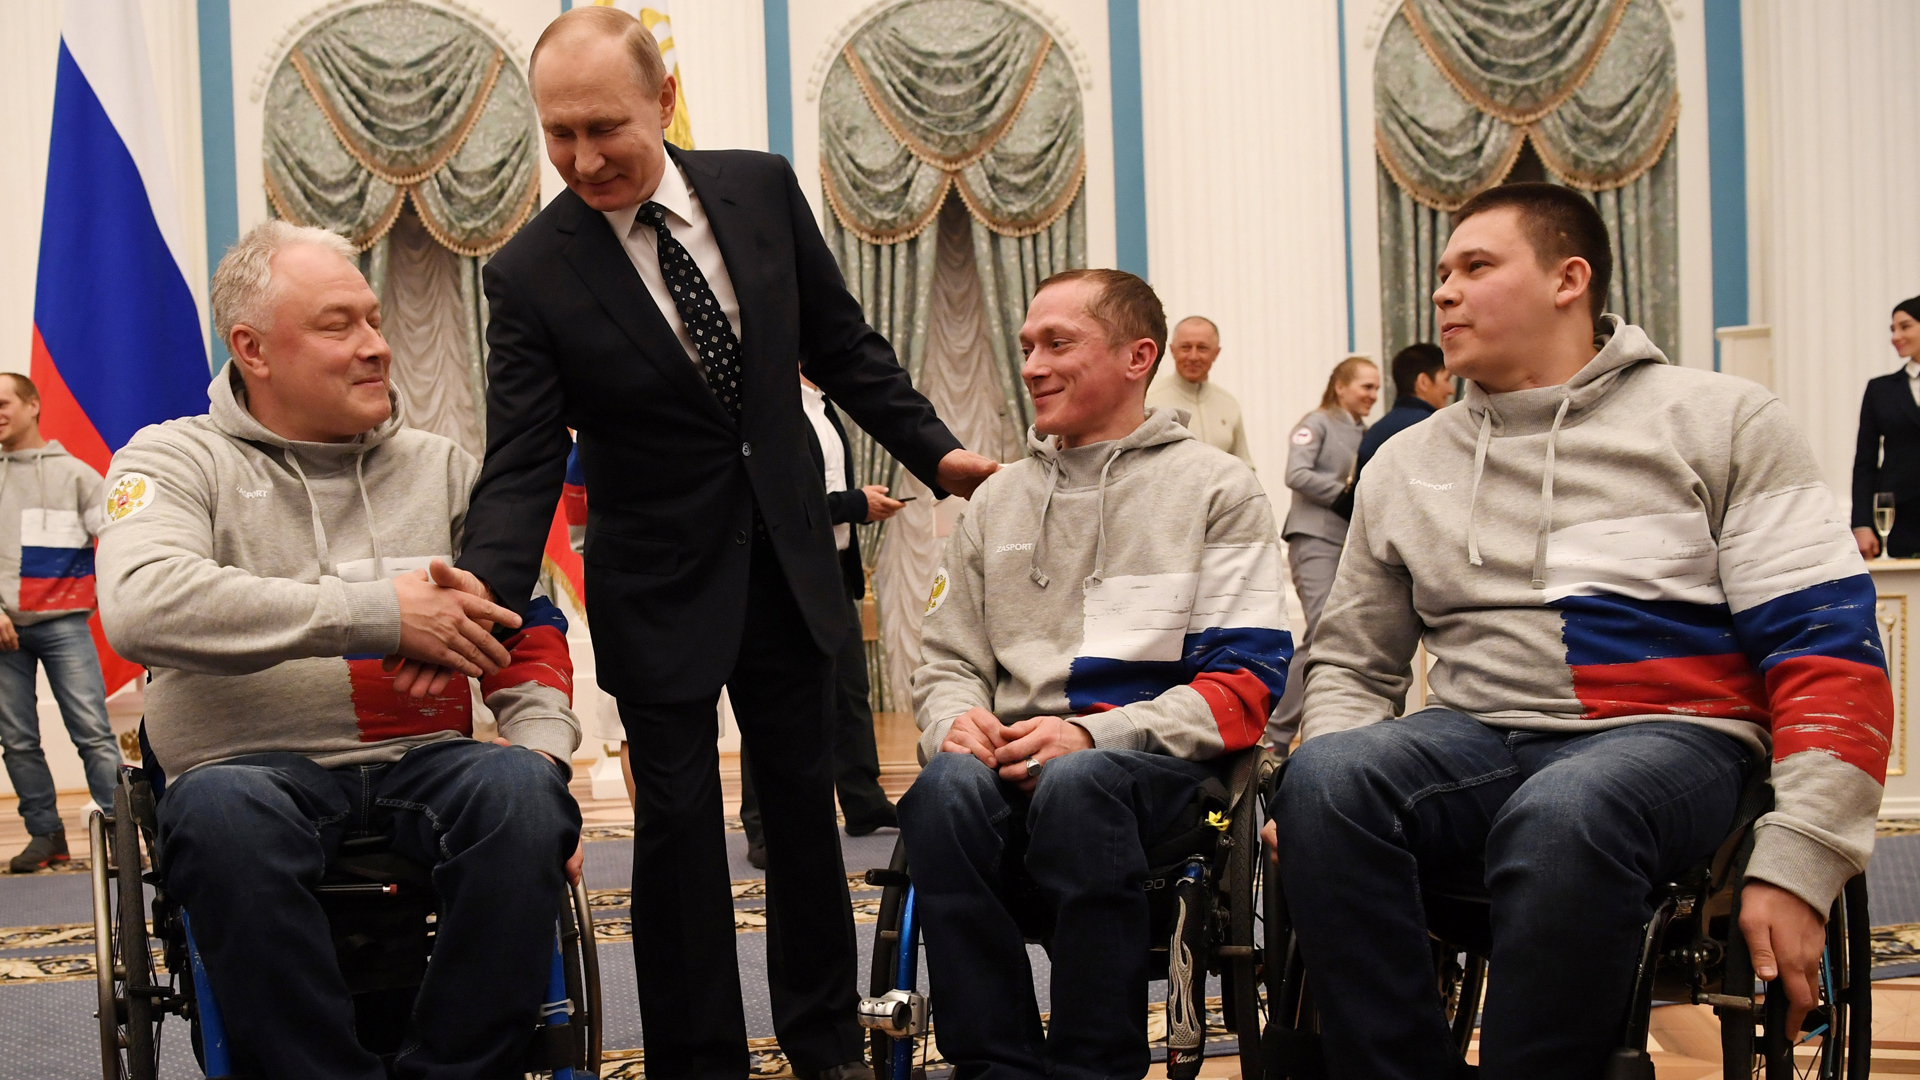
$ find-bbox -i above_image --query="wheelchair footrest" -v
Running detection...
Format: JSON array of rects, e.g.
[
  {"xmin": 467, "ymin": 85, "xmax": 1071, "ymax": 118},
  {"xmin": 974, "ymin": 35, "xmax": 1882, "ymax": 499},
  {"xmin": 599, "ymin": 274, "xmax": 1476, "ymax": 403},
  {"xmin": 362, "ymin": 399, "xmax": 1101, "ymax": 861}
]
[{"xmin": 857, "ymin": 988, "xmax": 927, "ymax": 1039}]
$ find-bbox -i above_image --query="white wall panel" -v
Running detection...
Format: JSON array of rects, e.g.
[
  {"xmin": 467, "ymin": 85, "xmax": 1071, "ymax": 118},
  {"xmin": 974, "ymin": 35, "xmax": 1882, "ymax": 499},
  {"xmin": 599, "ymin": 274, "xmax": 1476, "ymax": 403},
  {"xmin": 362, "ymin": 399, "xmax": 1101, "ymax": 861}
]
[
  {"xmin": 1748, "ymin": 0, "xmax": 1920, "ymax": 509},
  {"xmin": 1139, "ymin": 0, "xmax": 1347, "ymax": 483},
  {"xmin": 673, "ymin": 0, "xmax": 768, "ymax": 153}
]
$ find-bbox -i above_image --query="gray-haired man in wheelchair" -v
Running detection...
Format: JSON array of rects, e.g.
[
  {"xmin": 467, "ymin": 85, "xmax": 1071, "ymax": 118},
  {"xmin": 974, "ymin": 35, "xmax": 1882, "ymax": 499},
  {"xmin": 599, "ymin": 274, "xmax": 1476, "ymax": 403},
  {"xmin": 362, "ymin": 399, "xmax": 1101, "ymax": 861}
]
[
  {"xmin": 95, "ymin": 220, "xmax": 584, "ymax": 1078},
  {"xmin": 1268, "ymin": 184, "xmax": 1893, "ymax": 1078},
  {"xmin": 898, "ymin": 269, "xmax": 1292, "ymax": 1080}
]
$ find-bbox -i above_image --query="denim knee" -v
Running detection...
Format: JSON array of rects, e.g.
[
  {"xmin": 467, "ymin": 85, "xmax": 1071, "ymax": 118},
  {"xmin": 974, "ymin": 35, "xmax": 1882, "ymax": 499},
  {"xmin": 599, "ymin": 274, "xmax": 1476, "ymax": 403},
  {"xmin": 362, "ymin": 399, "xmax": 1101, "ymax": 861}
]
[
  {"xmin": 444, "ymin": 746, "xmax": 577, "ymax": 841},
  {"xmin": 899, "ymin": 752, "xmax": 1000, "ymax": 828},
  {"xmin": 1026, "ymin": 749, "xmax": 1129, "ymax": 817},
  {"xmin": 1272, "ymin": 730, "xmax": 1374, "ymax": 820}
]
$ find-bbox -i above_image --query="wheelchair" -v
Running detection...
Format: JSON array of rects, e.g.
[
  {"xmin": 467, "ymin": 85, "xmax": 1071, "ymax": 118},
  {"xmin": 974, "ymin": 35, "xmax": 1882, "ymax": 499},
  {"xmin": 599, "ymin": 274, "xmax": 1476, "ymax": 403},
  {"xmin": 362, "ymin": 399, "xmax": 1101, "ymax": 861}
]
[
  {"xmin": 89, "ymin": 763, "xmax": 603, "ymax": 1080},
  {"xmin": 1265, "ymin": 761, "xmax": 1875, "ymax": 1079},
  {"xmin": 859, "ymin": 746, "xmax": 1284, "ymax": 1080}
]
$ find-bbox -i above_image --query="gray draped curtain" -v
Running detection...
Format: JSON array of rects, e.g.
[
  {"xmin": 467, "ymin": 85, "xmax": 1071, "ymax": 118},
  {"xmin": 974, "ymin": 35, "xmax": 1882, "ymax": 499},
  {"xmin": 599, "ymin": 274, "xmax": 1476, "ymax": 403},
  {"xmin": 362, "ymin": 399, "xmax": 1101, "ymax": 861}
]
[
  {"xmin": 819, "ymin": 0, "xmax": 1087, "ymax": 708},
  {"xmin": 1376, "ymin": 0, "xmax": 1679, "ymax": 367},
  {"xmin": 262, "ymin": 1, "xmax": 537, "ymax": 454}
]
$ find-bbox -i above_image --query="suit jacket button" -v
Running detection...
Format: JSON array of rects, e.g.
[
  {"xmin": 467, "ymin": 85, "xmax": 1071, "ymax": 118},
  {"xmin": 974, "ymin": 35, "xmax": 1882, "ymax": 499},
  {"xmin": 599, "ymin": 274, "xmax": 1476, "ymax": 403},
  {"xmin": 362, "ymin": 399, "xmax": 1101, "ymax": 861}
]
[
  {"xmin": 741, "ymin": 441, "xmax": 752, "ymax": 457},
  {"xmin": 735, "ymin": 530, "xmax": 748, "ymax": 545}
]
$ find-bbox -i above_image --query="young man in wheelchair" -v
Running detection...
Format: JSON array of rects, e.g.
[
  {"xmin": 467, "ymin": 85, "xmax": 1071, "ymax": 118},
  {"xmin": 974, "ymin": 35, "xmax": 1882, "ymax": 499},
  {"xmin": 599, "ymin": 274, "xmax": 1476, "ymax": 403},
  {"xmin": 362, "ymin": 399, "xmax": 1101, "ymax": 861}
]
[
  {"xmin": 898, "ymin": 269, "xmax": 1292, "ymax": 1080},
  {"xmin": 95, "ymin": 220, "xmax": 584, "ymax": 1079},
  {"xmin": 1268, "ymin": 183, "xmax": 1893, "ymax": 1079}
]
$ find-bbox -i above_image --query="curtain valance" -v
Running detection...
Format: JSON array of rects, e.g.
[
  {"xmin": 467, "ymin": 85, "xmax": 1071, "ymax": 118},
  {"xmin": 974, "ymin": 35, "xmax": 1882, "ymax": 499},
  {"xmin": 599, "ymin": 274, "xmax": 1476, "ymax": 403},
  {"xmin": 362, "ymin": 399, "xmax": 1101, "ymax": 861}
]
[
  {"xmin": 820, "ymin": 0, "xmax": 1085, "ymax": 243},
  {"xmin": 1376, "ymin": 0, "xmax": 1677, "ymax": 210},
  {"xmin": 264, "ymin": 1, "xmax": 540, "ymax": 255}
]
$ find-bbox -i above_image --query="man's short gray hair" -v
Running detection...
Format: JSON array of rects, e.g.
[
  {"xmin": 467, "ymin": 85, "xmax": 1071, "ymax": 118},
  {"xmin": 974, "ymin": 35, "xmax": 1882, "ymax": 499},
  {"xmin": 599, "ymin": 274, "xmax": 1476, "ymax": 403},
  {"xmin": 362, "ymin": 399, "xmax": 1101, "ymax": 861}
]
[{"xmin": 211, "ymin": 220, "xmax": 357, "ymax": 345}]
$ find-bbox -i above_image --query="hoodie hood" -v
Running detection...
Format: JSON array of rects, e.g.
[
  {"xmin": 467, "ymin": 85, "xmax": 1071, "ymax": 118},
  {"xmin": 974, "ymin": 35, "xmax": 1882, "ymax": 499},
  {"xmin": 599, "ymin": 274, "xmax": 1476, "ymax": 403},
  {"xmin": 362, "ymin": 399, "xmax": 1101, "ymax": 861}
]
[
  {"xmin": 207, "ymin": 362, "xmax": 407, "ymax": 578},
  {"xmin": 1023, "ymin": 406, "xmax": 1195, "ymax": 589},
  {"xmin": 0, "ymin": 441, "xmax": 74, "ymax": 463},
  {"xmin": 1456, "ymin": 316, "xmax": 1668, "ymax": 586}
]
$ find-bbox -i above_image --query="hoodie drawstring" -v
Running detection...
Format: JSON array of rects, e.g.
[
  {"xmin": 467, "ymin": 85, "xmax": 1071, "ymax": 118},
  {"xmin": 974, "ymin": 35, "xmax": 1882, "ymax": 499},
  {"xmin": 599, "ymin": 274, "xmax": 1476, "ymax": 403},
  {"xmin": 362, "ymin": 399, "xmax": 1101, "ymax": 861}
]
[
  {"xmin": 284, "ymin": 451, "xmax": 333, "ymax": 576},
  {"xmin": 1029, "ymin": 456, "xmax": 1061, "ymax": 589},
  {"xmin": 1465, "ymin": 411, "xmax": 1493, "ymax": 567},
  {"xmin": 1084, "ymin": 445, "xmax": 1125, "ymax": 589},
  {"xmin": 354, "ymin": 452, "xmax": 385, "ymax": 581},
  {"xmin": 1530, "ymin": 396, "xmax": 1571, "ymax": 590}
]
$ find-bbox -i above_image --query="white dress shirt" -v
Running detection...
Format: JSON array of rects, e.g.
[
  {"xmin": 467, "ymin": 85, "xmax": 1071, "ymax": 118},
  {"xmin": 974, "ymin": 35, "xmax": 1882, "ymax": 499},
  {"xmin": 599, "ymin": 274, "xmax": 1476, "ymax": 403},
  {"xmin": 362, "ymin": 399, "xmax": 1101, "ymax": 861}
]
[
  {"xmin": 1906, "ymin": 360, "xmax": 1919, "ymax": 406},
  {"xmin": 603, "ymin": 161, "xmax": 743, "ymax": 367},
  {"xmin": 800, "ymin": 383, "xmax": 852, "ymax": 551}
]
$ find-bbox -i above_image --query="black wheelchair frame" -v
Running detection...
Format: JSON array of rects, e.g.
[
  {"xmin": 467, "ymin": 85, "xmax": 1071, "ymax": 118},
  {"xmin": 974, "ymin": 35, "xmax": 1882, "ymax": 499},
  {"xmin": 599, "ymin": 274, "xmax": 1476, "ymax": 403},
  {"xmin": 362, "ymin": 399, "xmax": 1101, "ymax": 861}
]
[
  {"xmin": 90, "ymin": 766, "xmax": 603, "ymax": 1080},
  {"xmin": 1265, "ymin": 764, "xmax": 1875, "ymax": 1080},
  {"xmin": 859, "ymin": 747, "xmax": 1285, "ymax": 1080}
]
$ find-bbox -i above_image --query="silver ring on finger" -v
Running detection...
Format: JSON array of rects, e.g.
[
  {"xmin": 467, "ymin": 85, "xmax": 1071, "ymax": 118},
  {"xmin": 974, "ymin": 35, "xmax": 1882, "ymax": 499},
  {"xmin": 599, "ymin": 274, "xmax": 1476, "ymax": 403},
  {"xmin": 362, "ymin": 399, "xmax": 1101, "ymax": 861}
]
[{"xmin": 1024, "ymin": 756, "xmax": 1044, "ymax": 778}]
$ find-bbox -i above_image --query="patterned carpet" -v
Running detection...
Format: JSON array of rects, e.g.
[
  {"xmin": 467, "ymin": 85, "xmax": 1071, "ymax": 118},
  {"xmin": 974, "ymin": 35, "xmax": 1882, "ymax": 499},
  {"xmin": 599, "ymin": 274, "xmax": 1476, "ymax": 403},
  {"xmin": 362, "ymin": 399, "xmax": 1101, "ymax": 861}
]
[{"xmin": 2, "ymin": 822, "xmax": 1914, "ymax": 1078}]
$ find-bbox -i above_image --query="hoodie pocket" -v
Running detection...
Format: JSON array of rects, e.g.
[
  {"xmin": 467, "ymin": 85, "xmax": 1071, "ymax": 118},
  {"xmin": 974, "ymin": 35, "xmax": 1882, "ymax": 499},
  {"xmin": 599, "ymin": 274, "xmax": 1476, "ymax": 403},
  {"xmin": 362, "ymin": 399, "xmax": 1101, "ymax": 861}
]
[{"xmin": 585, "ymin": 530, "xmax": 679, "ymax": 577}]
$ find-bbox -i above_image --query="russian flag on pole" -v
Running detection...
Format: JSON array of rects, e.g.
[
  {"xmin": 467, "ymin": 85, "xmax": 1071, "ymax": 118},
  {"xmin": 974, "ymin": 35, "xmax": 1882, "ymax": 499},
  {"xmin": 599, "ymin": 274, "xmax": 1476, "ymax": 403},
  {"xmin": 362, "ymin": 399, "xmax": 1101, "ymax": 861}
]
[{"xmin": 32, "ymin": 0, "xmax": 211, "ymax": 693}]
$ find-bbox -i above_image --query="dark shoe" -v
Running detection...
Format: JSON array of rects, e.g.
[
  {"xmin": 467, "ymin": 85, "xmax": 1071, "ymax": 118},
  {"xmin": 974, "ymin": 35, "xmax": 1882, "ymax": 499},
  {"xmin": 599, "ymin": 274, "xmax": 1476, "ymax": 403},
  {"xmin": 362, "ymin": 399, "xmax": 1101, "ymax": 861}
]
[
  {"xmin": 746, "ymin": 837, "xmax": 767, "ymax": 870},
  {"xmin": 9, "ymin": 828, "xmax": 69, "ymax": 873},
  {"xmin": 844, "ymin": 802, "xmax": 898, "ymax": 837},
  {"xmin": 809, "ymin": 1062, "xmax": 875, "ymax": 1080}
]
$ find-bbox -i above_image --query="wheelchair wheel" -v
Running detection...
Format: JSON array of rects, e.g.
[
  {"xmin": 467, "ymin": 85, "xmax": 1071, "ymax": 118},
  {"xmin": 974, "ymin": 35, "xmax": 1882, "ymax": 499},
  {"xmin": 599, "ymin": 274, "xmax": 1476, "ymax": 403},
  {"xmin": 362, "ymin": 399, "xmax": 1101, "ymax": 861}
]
[
  {"xmin": 1720, "ymin": 874, "xmax": 1872, "ymax": 1079},
  {"xmin": 92, "ymin": 778, "xmax": 159, "ymax": 1080},
  {"xmin": 866, "ymin": 838, "xmax": 918, "ymax": 1080},
  {"xmin": 1220, "ymin": 750, "xmax": 1277, "ymax": 1080},
  {"xmin": 563, "ymin": 877, "xmax": 604, "ymax": 1076}
]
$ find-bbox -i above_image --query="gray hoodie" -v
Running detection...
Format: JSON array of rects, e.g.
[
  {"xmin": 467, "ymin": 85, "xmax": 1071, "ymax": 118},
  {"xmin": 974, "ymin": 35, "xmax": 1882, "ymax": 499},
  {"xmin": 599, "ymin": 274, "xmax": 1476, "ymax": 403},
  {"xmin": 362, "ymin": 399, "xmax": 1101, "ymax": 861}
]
[
  {"xmin": 913, "ymin": 407, "xmax": 1293, "ymax": 763},
  {"xmin": 1305, "ymin": 319, "xmax": 1892, "ymax": 914},
  {"xmin": 0, "ymin": 441, "xmax": 105, "ymax": 625},
  {"xmin": 96, "ymin": 365, "xmax": 580, "ymax": 776}
]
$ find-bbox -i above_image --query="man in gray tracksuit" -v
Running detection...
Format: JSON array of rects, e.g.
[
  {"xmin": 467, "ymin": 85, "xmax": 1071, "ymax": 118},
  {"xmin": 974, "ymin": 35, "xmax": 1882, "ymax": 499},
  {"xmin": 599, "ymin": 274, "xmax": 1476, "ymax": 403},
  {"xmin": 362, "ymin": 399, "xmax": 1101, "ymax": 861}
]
[
  {"xmin": 0, "ymin": 373, "xmax": 120, "ymax": 873},
  {"xmin": 1272, "ymin": 184, "xmax": 1889, "ymax": 1078},
  {"xmin": 96, "ymin": 220, "xmax": 583, "ymax": 1078},
  {"xmin": 900, "ymin": 269, "xmax": 1292, "ymax": 1080}
]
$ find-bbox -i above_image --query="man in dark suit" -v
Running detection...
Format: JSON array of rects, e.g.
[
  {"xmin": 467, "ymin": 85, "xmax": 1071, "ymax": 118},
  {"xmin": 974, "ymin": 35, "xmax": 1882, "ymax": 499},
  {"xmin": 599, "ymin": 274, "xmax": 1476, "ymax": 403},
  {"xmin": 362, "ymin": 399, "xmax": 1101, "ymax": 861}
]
[
  {"xmin": 740, "ymin": 378, "xmax": 905, "ymax": 868},
  {"xmin": 443, "ymin": 9, "xmax": 998, "ymax": 1080}
]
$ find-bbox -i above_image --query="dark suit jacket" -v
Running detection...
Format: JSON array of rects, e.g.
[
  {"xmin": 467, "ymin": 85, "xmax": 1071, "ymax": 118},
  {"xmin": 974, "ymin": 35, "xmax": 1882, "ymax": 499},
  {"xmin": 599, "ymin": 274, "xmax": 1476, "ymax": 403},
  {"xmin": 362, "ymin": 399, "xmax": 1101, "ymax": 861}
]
[
  {"xmin": 804, "ymin": 399, "xmax": 869, "ymax": 602},
  {"xmin": 1852, "ymin": 371, "xmax": 1920, "ymax": 553},
  {"xmin": 461, "ymin": 147, "xmax": 961, "ymax": 702}
]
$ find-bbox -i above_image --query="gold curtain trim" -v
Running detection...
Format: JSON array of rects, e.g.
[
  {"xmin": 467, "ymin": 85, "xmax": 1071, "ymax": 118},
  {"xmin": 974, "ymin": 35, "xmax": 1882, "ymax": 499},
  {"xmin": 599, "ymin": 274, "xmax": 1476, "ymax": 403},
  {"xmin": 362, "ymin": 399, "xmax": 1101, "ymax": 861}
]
[
  {"xmin": 264, "ymin": 168, "xmax": 408, "ymax": 252},
  {"xmin": 954, "ymin": 151, "xmax": 1085, "ymax": 238},
  {"xmin": 412, "ymin": 174, "xmax": 543, "ymax": 256},
  {"xmin": 290, "ymin": 45, "xmax": 506, "ymax": 187},
  {"xmin": 843, "ymin": 36, "xmax": 1054, "ymax": 173},
  {"xmin": 1373, "ymin": 120, "xmax": 1527, "ymax": 212},
  {"xmin": 1401, "ymin": 0, "xmax": 1631, "ymax": 126},
  {"xmin": 819, "ymin": 161, "xmax": 951, "ymax": 245},
  {"xmin": 1532, "ymin": 92, "xmax": 1681, "ymax": 192}
]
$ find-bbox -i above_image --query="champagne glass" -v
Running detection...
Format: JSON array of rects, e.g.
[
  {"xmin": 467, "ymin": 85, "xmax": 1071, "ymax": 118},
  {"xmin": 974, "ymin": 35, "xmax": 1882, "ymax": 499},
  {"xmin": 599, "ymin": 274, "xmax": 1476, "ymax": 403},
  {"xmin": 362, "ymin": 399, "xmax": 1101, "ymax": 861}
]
[{"xmin": 1876, "ymin": 492, "xmax": 1897, "ymax": 559}]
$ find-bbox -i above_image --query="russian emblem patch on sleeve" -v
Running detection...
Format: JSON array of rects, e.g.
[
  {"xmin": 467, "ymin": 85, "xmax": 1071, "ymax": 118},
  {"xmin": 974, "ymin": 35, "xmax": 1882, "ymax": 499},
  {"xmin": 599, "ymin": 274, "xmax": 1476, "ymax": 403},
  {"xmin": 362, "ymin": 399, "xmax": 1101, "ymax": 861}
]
[
  {"xmin": 106, "ymin": 473, "xmax": 155, "ymax": 523},
  {"xmin": 925, "ymin": 567, "xmax": 950, "ymax": 616}
]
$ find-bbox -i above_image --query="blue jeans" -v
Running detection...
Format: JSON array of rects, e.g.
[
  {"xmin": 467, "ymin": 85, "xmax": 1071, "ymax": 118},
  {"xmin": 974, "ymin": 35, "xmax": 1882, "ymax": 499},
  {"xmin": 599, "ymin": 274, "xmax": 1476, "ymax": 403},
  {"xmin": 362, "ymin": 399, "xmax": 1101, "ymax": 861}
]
[
  {"xmin": 897, "ymin": 749, "xmax": 1223, "ymax": 1080},
  {"xmin": 157, "ymin": 739, "xmax": 582, "ymax": 1080},
  {"xmin": 1272, "ymin": 710, "xmax": 1752, "ymax": 1080},
  {"xmin": 0, "ymin": 611, "xmax": 118, "ymax": 835}
]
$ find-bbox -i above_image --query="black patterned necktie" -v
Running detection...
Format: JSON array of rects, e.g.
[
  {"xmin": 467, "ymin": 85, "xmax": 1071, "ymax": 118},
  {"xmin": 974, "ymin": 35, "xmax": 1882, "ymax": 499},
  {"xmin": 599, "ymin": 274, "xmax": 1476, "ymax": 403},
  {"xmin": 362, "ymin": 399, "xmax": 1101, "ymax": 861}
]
[{"xmin": 636, "ymin": 201, "xmax": 743, "ymax": 422}]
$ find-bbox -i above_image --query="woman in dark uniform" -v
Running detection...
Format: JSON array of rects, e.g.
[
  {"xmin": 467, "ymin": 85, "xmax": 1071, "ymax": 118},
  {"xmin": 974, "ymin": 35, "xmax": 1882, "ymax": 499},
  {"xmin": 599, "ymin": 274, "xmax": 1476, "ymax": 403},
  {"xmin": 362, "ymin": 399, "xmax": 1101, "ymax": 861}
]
[{"xmin": 1851, "ymin": 295, "xmax": 1920, "ymax": 557}]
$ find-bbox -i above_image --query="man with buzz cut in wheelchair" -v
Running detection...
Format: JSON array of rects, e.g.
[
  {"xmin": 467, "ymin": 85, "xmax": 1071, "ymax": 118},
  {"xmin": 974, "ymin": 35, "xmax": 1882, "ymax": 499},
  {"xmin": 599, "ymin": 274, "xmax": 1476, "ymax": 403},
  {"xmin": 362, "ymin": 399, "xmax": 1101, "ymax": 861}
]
[
  {"xmin": 899, "ymin": 268, "xmax": 1293, "ymax": 1080},
  {"xmin": 95, "ymin": 219, "xmax": 584, "ymax": 1079},
  {"xmin": 1266, "ymin": 183, "xmax": 1894, "ymax": 1079}
]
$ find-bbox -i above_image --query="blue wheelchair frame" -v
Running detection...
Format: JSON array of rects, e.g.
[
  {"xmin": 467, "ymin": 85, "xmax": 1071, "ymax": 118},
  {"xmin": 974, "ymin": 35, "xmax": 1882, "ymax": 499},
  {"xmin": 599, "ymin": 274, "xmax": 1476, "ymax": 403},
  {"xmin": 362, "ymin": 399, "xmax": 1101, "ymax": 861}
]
[
  {"xmin": 179, "ymin": 912, "xmax": 582, "ymax": 1080},
  {"xmin": 94, "ymin": 758, "xmax": 597, "ymax": 1080}
]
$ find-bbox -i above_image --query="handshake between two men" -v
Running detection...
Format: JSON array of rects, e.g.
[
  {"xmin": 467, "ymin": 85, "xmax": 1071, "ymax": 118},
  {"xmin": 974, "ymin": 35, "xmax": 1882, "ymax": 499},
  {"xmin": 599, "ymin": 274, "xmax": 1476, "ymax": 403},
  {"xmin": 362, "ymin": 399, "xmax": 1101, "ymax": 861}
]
[{"xmin": 385, "ymin": 560, "xmax": 517, "ymax": 698}]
